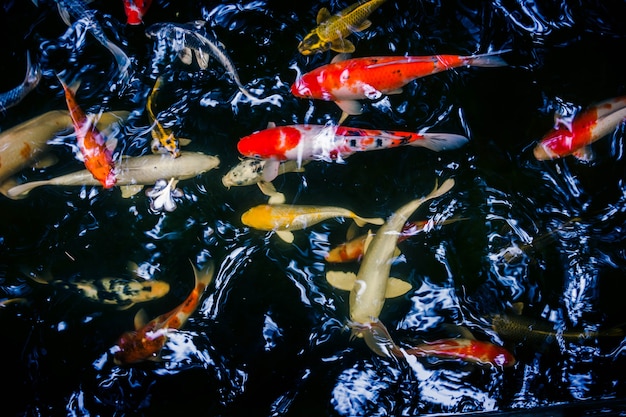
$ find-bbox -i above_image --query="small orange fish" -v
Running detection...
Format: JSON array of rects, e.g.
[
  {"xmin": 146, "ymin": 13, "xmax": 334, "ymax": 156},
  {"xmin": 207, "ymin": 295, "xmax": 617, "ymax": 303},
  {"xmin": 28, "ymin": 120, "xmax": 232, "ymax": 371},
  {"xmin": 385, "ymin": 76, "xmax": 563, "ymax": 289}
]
[
  {"xmin": 59, "ymin": 77, "xmax": 117, "ymax": 188},
  {"xmin": 113, "ymin": 261, "xmax": 214, "ymax": 365}
]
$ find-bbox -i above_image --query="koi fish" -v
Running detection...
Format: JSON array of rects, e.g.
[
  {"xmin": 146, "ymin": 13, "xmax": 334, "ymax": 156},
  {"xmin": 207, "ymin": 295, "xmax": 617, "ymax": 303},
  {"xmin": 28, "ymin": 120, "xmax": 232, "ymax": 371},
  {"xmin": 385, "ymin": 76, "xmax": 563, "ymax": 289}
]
[
  {"xmin": 113, "ymin": 260, "xmax": 215, "ymax": 364},
  {"xmin": 327, "ymin": 179, "xmax": 454, "ymax": 332},
  {"xmin": 0, "ymin": 110, "xmax": 128, "ymax": 197},
  {"xmin": 7, "ymin": 151, "xmax": 220, "ymax": 200},
  {"xmin": 237, "ymin": 124, "xmax": 468, "ymax": 181},
  {"xmin": 353, "ymin": 320, "xmax": 516, "ymax": 367},
  {"xmin": 291, "ymin": 52, "xmax": 508, "ymax": 118},
  {"xmin": 325, "ymin": 216, "xmax": 466, "ymax": 263},
  {"xmin": 241, "ymin": 203, "xmax": 385, "ymax": 243},
  {"xmin": 0, "ymin": 51, "xmax": 41, "ymax": 111},
  {"xmin": 146, "ymin": 76, "xmax": 191, "ymax": 158},
  {"xmin": 22, "ymin": 266, "xmax": 170, "ymax": 310},
  {"xmin": 123, "ymin": 0, "xmax": 152, "ymax": 25},
  {"xmin": 222, "ymin": 158, "xmax": 309, "ymax": 204},
  {"xmin": 59, "ymin": 77, "xmax": 117, "ymax": 188},
  {"xmin": 145, "ymin": 21, "xmax": 258, "ymax": 101},
  {"xmin": 491, "ymin": 306, "xmax": 624, "ymax": 343},
  {"xmin": 533, "ymin": 95, "xmax": 626, "ymax": 160},
  {"xmin": 298, "ymin": 0, "xmax": 387, "ymax": 55}
]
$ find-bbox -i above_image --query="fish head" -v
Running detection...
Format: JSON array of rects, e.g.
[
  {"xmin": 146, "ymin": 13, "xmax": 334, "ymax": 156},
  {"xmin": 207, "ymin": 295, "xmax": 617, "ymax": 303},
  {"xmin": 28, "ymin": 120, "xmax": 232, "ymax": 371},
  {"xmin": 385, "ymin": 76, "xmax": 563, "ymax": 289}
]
[
  {"xmin": 123, "ymin": 0, "xmax": 152, "ymax": 25},
  {"xmin": 237, "ymin": 126, "xmax": 301, "ymax": 159},
  {"xmin": 298, "ymin": 32, "xmax": 328, "ymax": 55}
]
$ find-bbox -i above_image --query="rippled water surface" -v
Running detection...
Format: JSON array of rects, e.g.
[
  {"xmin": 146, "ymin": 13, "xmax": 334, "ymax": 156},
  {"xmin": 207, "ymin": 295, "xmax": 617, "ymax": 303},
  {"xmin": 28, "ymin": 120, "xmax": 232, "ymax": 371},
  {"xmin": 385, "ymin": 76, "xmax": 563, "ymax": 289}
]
[{"xmin": 1, "ymin": 0, "xmax": 625, "ymax": 416}]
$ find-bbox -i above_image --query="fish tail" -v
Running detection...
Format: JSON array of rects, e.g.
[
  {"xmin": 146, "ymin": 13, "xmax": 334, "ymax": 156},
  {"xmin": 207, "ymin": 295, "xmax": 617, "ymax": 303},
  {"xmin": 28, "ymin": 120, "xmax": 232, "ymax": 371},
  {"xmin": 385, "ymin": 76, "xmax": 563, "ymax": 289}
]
[
  {"xmin": 412, "ymin": 133, "xmax": 469, "ymax": 151},
  {"xmin": 24, "ymin": 50, "xmax": 42, "ymax": 87},
  {"xmin": 350, "ymin": 320, "xmax": 402, "ymax": 358},
  {"xmin": 190, "ymin": 259, "xmax": 215, "ymax": 288},
  {"xmin": 5, "ymin": 180, "xmax": 49, "ymax": 200},
  {"xmin": 20, "ymin": 266, "xmax": 53, "ymax": 285},
  {"xmin": 466, "ymin": 50, "xmax": 510, "ymax": 68}
]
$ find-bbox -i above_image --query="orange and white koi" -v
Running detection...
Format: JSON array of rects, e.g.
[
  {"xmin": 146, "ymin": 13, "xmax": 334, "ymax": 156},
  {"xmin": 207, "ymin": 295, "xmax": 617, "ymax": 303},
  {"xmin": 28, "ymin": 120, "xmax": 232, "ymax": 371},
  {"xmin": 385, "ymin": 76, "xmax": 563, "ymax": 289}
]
[
  {"xmin": 123, "ymin": 0, "xmax": 152, "ymax": 25},
  {"xmin": 237, "ymin": 124, "xmax": 467, "ymax": 181},
  {"xmin": 113, "ymin": 260, "xmax": 214, "ymax": 365},
  {"xmin": 356, "ymin": 320, "xmax": 516, "ymax": 367},
  {"xmin": 291, "ymin": 52, "xmax": 508, "ymax": 117},
  {"xmin": 533, "ymin": 95, "xmax": 626, "ymax": 160},
  {"xmin": 298, "ymin": 0, "xmax": 387, "ymax": 55},
  {"xmin": 59, "ymin": 77, "xmax": 117, "ymax": 188}
]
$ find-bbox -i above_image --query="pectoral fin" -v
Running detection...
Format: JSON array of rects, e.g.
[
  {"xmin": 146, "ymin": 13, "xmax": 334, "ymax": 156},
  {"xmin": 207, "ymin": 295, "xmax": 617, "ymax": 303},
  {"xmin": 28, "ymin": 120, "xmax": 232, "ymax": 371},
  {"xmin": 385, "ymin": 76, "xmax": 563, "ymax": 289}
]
[
  {"xmin": 353, "ymin": 216, "xmax": 384, "ymax": 227},
  {"xmin": 257, "ymin": 181, "xmax": 285, "ymax": 205},
  {"xmin": 31, "ymin": 154, "xmax": 59, "ymax": 169},
  {"xmin": 384, "ymin": 277, "xmax": 412, "ymax": 298},
  {"xmin": 276, "ymin": 230, "xmax": 294, "ymax": 243},
  {"xmin": 326, "ymin": 270, "xmax": 357, "ymax": 291},
  {"xmin": 573, "ymin": 146, "xmax": 594, "ymax": 162},
  {"xmin": 352, "ymin": 20, "xmax": 372, "ymax": 32},
  {"xmin": 331, "ymin": 53, "xmax": 352, "ymax": 64},
  {"xmin": 262, "ymin": 159, "xmax": 280, "ymax": 182},
  {"xmin": 316, "ymin": 7, "xmax": 331, "ymax": 24},
  {"xmin": 330, "ymin": 38, "xmax": 355, "ymax": 54},
  {"xmin": 179, "ymin": 138, "xmax": 192, "ymax": 147},
  {"xmin": 134, "ymin": 309, "xmax": 149, "ymax": 330},
  {"xmin": 335, "ymin": 100, "xmax": 362, "ymax": 116},
  {"xmin": 120, "ymin": 185, "xmax": 144, "ymax": 198}
]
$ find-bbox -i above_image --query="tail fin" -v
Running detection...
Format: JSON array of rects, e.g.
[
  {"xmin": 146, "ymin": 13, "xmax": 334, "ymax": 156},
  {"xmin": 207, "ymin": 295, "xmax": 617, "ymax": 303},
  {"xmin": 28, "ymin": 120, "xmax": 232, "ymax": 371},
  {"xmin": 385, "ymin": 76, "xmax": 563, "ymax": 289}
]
[
  {"xmin": 467, "ymin": 50, "xmax": 510, "ymax": 68},
  {"xmin": 412, "ymin": 133, "xmax": 469, "ymax": 152},
  {"xmin": 350, "ymin": 320, "xmax": 400, "ymax": 358},
  {"xmin": 190, "ymin": 259, "xmax": 215, "ymax": 289}
]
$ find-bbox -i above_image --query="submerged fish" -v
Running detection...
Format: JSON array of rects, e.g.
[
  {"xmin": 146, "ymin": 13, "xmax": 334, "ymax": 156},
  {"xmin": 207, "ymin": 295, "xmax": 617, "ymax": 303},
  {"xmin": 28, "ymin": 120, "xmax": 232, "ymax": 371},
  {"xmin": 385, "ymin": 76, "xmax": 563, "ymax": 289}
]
[
  {"xmin": 241, "ymin": 203, "xmax": 385, "ymax": 243},
  {"xmin": 59, "ymin": 77, "xmax": 117, "ymax": 188},
  {"xmin": 533, "ymin": 95, "xmax": 626, "ymax": 160},
  {"xmin": 0, "ymin": 51, "xmax": 41, "ymax": 111},
  {"xmin": 123, "ymin": 0, "xmax": 152, "ymax": 25},
  {"xmin": 298, "ymin": 0, "xmax": 387, "ymax": 55},
  {"xmin": 22, "ymin": 266, "xmax": 170, "ymax": 310},
  {"xmin": 113, "ymin": 260, "xmax": 214, "ymax": 364},
  {"xmin": 0, "ymin": 110, "xmax": 128, "ymax": 197},
  {"xmin": 146, "ymin": 76, "xmax": 190, "ymax": 158},
  {"xmin": 7, "ymin": 151, "xmax": 220, "ymax": 199},
  {"xmin": 146, "ymin": 21, "xmax": 258, "ymax": 100},
  {"xmin": 291, "ymin": 52, "xmax": 508, "ymax": 118},
  {"xmin": 237, "ymin": 124, "xmax": 468, "ymax": 181}
]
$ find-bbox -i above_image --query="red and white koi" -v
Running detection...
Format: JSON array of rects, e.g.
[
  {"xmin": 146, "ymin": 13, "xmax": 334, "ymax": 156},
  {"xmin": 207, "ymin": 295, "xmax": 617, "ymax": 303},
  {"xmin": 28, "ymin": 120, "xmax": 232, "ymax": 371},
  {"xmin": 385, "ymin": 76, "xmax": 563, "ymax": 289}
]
[
  {"xmin": 59, "ymin": 77, "xmax": 117, "ymax": 188},
  {"xmin": 113, "ymin": 261, "xmax": 214, "ymax": 365},
  {"xmin": 123, "ymin": 0, "xmax": 152, "ymax": 25},
  {"xmin": 237, "ymin": 124, "xmax": 468, "ymax": 181},
  {"xmin": 533, "ymin": 95, "xmax": 626, "ymax": 160},
  {"xmin": 291, "ymin": 52, "xmax": 508, "ymax": 117}
]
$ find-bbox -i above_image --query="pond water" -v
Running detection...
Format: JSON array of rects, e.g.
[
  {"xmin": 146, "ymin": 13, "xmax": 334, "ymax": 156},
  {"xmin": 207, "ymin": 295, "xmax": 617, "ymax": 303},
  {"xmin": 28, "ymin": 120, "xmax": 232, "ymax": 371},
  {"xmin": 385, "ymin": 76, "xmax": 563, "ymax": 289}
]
[{"xmin": 1, "ymin": 0, "xmax": 625, "ymax": 416}]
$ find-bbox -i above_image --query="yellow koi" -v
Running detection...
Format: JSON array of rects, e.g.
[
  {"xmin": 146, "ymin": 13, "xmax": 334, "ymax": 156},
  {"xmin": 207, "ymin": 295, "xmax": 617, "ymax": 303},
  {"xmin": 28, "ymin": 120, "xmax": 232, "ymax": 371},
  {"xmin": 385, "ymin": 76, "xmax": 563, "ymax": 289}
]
[
  {"xmin": 146, "ymin": 76, "xmax": 190, "ymax": 158},
  {"xmin": 298, "ymin": 0, "xmax": 388, "ymax": 55},
  {"xmin": 241, "ymin": 203, "xmax": 384, "ymax": 243}
]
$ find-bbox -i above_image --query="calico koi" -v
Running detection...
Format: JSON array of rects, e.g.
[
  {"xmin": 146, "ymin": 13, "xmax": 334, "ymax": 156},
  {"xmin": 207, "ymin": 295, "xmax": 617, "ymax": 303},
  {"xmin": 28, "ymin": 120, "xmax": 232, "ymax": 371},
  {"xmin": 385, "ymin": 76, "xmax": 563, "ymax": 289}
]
[
  {"xmin": 113, "ymin": 260, "xmax": 215, "ymax": 365},
  {"xmin": 291, "ymin": 52, "xmax": 508, "ymax": 117},
  {"xmin": 237, "ymin": 124, "xmax": 468, "ymax": 181},
  {"xmin": 533, "ymin": 95, "xmax": 626, "ymax": 160},
  {"xmin": 59, "ymin": 77, "xmax": 117, "ymax": 188},
  {"xmin": 298, "ymin": 0, "xmax": 387, "ymax": 55}
]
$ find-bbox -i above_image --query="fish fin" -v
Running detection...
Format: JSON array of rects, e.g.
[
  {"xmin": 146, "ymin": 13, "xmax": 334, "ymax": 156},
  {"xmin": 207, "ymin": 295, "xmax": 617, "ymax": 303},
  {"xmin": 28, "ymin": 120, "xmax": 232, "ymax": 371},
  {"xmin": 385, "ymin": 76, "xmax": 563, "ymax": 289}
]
[
  {"xmin": 134, "ymin": 309, "xmax": 149, "ymax": 330},
  {"xmin": 267, "ymin": 121, "xmax": 277, "ymax": 129},
  {"xmin": 330, "ymin": 39, "xmax": 355, "ymax": 54},
  {"xmin": 384, "ymin": 277, "xmax": 411, "ymax": 298},
  {"xmin": 262, "ymin": 159, "xmax": 280, "ymax": 182},
  {"xmin": 392, "ymin": 246, "xmax": 402, "ymax": 259},
  {"xmin": 194, "ymin": 50, "xmax": 210, "ymax": 70},
  {"xmin": 338, "ymin": 111, "xmax": 350, "ymax": 125},
  {"xmin": 362, "ymin": 230, "xmax": 374, "ymax": 254},
  {"xmin": 331, "ymin": 53, "xmax": 351, "ymax": 64},
  {"xmin": 31, "ymin": 154, "xmax": 59, "ymax": 169},
  {"xmin": 386, "ymin": 88, "xmax": 403, "ymax": 95},
  {"xmin": 258, "ymin": 181, "xmax": 285, "ymax": 204},
  {"xmin": 116, "ymin": 303, "xmax": 135, "ymax": 311},
  {"xmin": 413, "ymin": 133, "xmax": 469, "ymax": 152},
  {"xmin": 573, "ymin": 146, "xmax": 595, "ymax": 162},
  {"xmin": 326, "ymin": 270, "xmax": 357, "ymax": 291},
  {"xmin": 353, "ymin": 216, "xmax": 384, "ymax": 228},
  {"xmin": 179, "ymin": 138, "xmax": 192, "ymax": 147},
  {"xmin": 509, "ymin": 302, "xmax": 524, "ymax": 315},
  {"xmin": 105, "ymin": 137, "xmax": 118, "ymax": 153},
  {"xmin": 20, "ymin": 266, "xmax": 53, "ymax": 285},
  {"xmin": 120, "ymin": 185, "xmax": 145, "ymax": 198},
  {"xmin": 353, "ymin": 20, "xmax": 372, "ymax": 32},
  {"xmin": 276, "ymin": 230, "xmax": 294, "ymax": 243},
  {"xmin": 335, "ymin": 100, "xmax": 362, "ymax": 116},
  {"xmin": 316, "ymin": 7, "xmax": 331, "ymax": 24},
  {"xmin": 466, "ymin": 50, "xmax": 510, "ymax": 68},
  {"xmin": 190, "ymin": 259, "xmax": 215, "ymax": 288},
  {"xmin": 5, "ymin": 179, "xmax": 48, "ymax": 200},
  {"xmin": 345, "ymin": 222, "xmax": 361, "ymax": 241},
  {"xmin": 178, "ymin": 47, "xmax": 193, "ymax": 65}
]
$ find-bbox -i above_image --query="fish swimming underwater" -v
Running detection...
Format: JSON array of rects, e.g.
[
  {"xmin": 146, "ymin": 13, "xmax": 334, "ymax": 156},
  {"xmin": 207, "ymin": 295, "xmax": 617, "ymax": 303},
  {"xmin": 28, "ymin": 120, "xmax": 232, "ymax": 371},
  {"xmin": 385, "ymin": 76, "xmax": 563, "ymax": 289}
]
[
  {"xmin": 222, "ymin": 158, "xmax": 309, "ymax": 204},
  {"xmin": 0, "ymin": 110, "xmax": 128, "ymax": 197},
  {"xmin": 241, "ymin": 203, "xmax": 385, "ymax": 243},
  {"xmin": 0, "ymin": 51, "xmax": 41, "ymax": 111},
  {"xmin": 533, "ymin": 95, "xmax": 626, "ymax": 160},
  {"xmin": 325, "ymin": 216, "xmax": 466, "ymax": 263},
  {"xmin": 298, "ymin": 0, "xmax": 387, "ymax": 55},
  {"xmin": 145, "ymin": 21, "xmax": 258, "ymax": 101},
  {"xmin": 113, "ymin": 260, "xmax": 214, "ymax": 365},
  {"xmin": 237, "ymin": 124, "xmax": 468, "ymax": 181},
  {"xmin": 22, "ymin": 266, "xmax": 170, "ymax": 310},
  {"xmin": 59, "ymin": 77, "xmax": 117, "ymax": 188},
  {"xmin": 123, "ymin": 0, "xmax": 152, "ymax": 25},
  {"xmin": 146, "ymin": 76, "xmax": 191, "ymax": 158},
  {"xmin": 7, "ymin": 151, "xmax": 220, "ymax": 199},
  {"xmin": 291, "ymin": 51, "xmax": 508, "ymax": 118}
]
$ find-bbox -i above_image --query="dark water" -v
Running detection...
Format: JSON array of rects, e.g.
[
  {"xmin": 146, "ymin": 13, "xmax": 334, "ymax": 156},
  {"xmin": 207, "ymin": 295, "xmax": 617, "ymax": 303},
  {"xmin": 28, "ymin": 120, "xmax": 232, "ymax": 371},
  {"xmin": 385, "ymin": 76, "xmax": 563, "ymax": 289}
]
[{"xmin": 1, "ymin": 0, "xmax": 625, "ymax": 416}]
